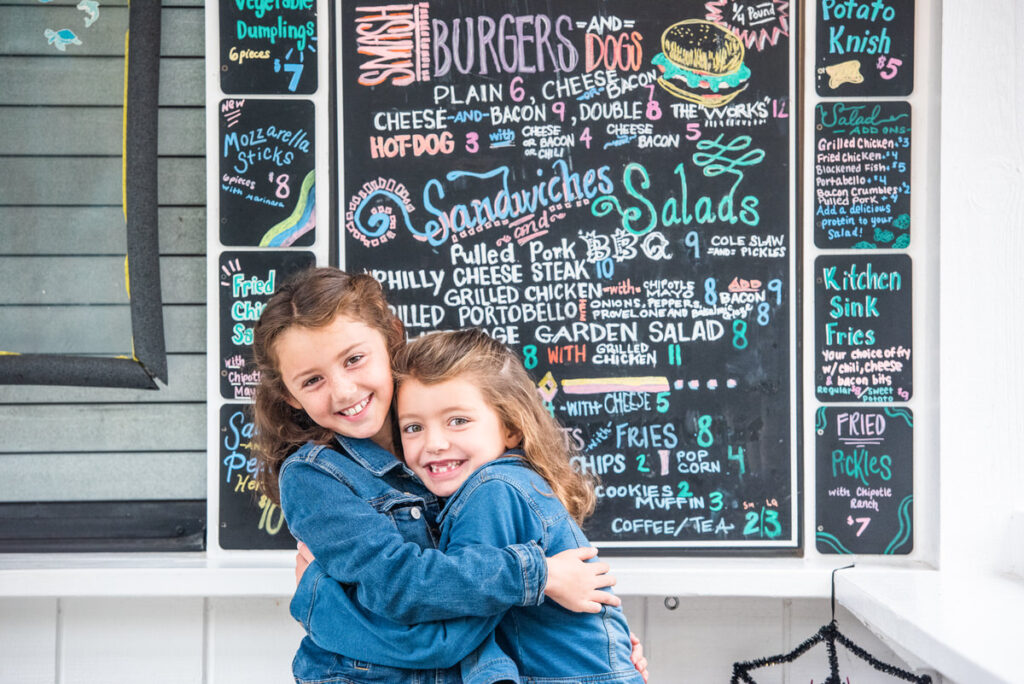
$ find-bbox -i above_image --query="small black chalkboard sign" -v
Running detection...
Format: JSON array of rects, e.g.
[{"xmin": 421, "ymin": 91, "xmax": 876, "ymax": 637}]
[
  {"xmin": 219, "ymin": 99, "xmax": 316, "ymax": 247},
  {"xmin": 219, "ymin": 0, "xmax": 318, "ymax": 94},
  {"xmin": 218, "ymin": 250, "xmax": 315, "ymax": 400},
  {"xmin": 219, "ymin": 403, "xmax": 297, "ymax": 550},
  {"xmin": 815, "ymin": 406, "xmax": 913, "ymax": 555},
  {"xmin": 814, "ymin": 101, "xmax": 911, "ymax": 249},
  {"xmin": 815, "ymin": 0, "xmax": 914, "ymax": 96},
  {"xmin": 815, "ymin": 254, "xmax": 912, "ymax": 403}
]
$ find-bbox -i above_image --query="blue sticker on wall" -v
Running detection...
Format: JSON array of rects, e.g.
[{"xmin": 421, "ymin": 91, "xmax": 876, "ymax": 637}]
[
  {"xmin": 45, "ymin": 28, "xmax": 82, "ymax": 51},
  {"xmin": 77, "ymin": 0, "xmax": 100, "ymax": 27}
]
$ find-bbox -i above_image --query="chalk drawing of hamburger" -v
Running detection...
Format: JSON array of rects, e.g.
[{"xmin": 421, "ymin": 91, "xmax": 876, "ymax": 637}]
[{"xmin": 652, "ymin": 19, "xmax": 751, "ymax": 107}]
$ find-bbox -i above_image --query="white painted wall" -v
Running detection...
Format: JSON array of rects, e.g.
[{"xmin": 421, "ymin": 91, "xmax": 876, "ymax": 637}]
[
  {"xmin": 0, "ymin": 596, "xmax": 925, "ymax": 683},
  {"xmin": 939, "ymin": 0, "xmax": 1024, "ymax": 575},
  {"xmin": 0, "ymin": 597, "xmax": 301, "ymax": 684}
]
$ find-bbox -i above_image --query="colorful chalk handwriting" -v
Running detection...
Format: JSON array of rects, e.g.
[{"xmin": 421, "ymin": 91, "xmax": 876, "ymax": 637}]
[
  {"xmin": 219, "ymin": 404, "xmax": 297, "ymax": 549},
  {"xmin": 815, "ymin": 0, "xmax": 914, "ymax": 96},
  {"xmin": 815, "ymin": 406, "xmax": 913, "ymax": 554},
  {"xmin": 220, "ymin": 0, "xmax": 317, "ymax": 94},
  {"xmin": 219, "ymin": 99, "xmax": 316, "ymax": 247},
  {"xmin": 815, "ymin": 101, "xmax": 911, "ymax": 249},
  {"xmin": 815, "ymin": 254, "xmax": 912, "ymax": 403},
  {"xmin": 340, "ymin": 1, "xmax": 797, "ymax": 550},
  {"xmin": 218, "ymin": 251, "xmax": 315, "ymax": 401}
]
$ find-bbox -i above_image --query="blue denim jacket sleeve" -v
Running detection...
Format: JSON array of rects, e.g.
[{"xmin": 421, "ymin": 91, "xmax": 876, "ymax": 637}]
[
  {"xmin": 446, "ymin": 475, "xmax": 544, "ymax": 684},
  {"xmin": 292, "ymin": 558, "xmax": 506, "ymax": 669},
  {"xmin": 442, "ymin": 474, "xmax": 546, "ymax": 553},
  {"xmin": 280, "ymin": 458, "xmax": 547, "ymax": 625},
  {"xmin": 459, "ymin": 632, "xmax": 520, "ymax": 684}
]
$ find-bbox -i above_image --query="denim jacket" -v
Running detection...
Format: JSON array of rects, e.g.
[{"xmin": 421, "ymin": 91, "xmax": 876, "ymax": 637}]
[
  {"xmin": 441, "ymin": 456, "xmax": 643, "ymax": 684},
  {"xmin": 281, "ymin": 436, "xmax": 547, "ymax": 684}
]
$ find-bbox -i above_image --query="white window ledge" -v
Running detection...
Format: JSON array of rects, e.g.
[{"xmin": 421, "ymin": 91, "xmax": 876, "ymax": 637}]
[
  {"xmin": 837, "ymin": 567, "xmax": 1024, "ymax": 684},
  {"xmin": 0, "ymin": 553, "xmax": 930, "ymax": 599}
]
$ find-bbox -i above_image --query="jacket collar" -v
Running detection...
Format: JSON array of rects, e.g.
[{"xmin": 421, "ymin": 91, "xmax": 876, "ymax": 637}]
[
  {"xmin": 333, "ymin": 434, "xmax": 405, "ymax": 476},
  {"xmin": 438, "ymin": 450, "xmax": 526, "ymax": 520}
]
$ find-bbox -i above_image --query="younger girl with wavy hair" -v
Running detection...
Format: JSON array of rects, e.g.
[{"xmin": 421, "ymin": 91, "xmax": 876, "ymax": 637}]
[{"xmin": 386, "ymin": 328, "xmax": 644, "ymax": 684}]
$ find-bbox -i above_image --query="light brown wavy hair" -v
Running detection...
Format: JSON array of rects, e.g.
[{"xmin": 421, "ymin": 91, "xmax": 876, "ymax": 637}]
[
  {"xmin": 392, "ymin": 328, "xmax": 596, "ymax": 523},
  {"xmin": 251, "ymin": 267, "xmax": 404, "ymax": 505}
]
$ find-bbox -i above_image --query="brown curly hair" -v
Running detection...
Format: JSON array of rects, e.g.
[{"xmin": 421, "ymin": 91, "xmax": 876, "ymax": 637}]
[
  {"xmin": 392, "ymin": 328, "xmax": 596, "ymax": 523},
  {"xmin": 250, "ymin": 267, "xmax": 404, "ymax": 505}
]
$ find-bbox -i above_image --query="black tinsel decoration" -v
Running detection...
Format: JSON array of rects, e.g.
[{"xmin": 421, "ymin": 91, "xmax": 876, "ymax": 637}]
[
  {"xmin": 730, "ymin": 565, "xmax": 931, "ymax": 683},
  {"xmin": 730, "ymin": 621, "xmax": 931, "ymax": 683}
]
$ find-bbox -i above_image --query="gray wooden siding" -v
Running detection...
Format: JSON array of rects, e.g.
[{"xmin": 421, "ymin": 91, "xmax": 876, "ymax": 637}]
[
  {"xmin": 0, "ymin": 107, "xmax": 203, "ymax": 156},
  {"xmin": 0, "ymin": 306, "xmax": 203, "ymax": 355},
  {"xmin": 0, "ymin": 0, "xmax": 206, "ymax": 502},
  {"xmin": 0, "ymin": 256, "xmax": 202, "ymax": 305},
  {"xmin": 2, "ymin": 207, "xmax": 205, "ymax": 255}
]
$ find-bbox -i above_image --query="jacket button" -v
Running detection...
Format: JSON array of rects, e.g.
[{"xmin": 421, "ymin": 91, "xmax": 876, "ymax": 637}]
[{"xmin": 410, "ymin": 507, "xmax": 422, "ymax": 520}]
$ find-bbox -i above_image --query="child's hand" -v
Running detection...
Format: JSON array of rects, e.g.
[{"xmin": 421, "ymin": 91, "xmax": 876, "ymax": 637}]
[
  {"xmin": 295, "ymin": 542, "xmax": 315, "ymax": 585},
  {"xmin": 543, "ymin": 546, "xmax": 621, "ymax": 613},
  {"xmin": 630, "ymin": 632, "xmax": 649, "ymax": 682}
]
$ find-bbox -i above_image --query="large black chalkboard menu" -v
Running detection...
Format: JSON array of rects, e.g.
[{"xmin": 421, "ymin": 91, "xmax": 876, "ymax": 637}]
[
  {"xmin": 815, "ymin": 406, "xmax": 913, "ymax": 554},
  {"xmin": 339, "ymin": 1, "xmax": 797, "ymax": 551},
  {"xmin": 815, "ymin": 0, "xmax": 914, "ymax": 97}
]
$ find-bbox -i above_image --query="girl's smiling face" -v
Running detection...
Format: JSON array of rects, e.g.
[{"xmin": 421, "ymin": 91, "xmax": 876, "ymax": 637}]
[
  {"xmin": 276, "ymin": 315, "xmax": 395, "ymax": 450},
  {"xmin": 397, "ymin": 377, "xmax": 520, "ymax": 497}
]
